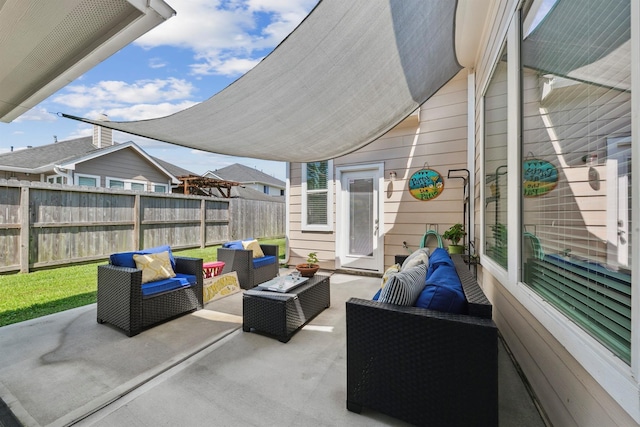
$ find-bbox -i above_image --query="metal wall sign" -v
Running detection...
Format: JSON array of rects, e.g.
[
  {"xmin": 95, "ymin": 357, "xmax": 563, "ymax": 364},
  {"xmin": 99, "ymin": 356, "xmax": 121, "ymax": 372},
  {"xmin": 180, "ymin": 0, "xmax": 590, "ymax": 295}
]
[
  {"xmin": 408, "ymin": 168, "xmax": 444, "ymax": 201},
  {"xmin": 523, "ymin": 159, "xmax": 558, "ymax": 197}
]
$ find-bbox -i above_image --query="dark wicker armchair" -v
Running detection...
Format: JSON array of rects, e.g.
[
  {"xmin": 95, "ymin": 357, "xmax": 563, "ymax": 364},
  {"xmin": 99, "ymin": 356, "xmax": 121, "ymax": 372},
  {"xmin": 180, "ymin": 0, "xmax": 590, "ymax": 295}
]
[
  {"xmin": 346, "ymin": 254, "xmax": 498, "ymax": 427},
  {"xmin": 97, "ymin": 256, "xmax": 203, "ymax": 337},
  {"xmin": 217, "ymin": 244, "xmax": 279, "ymax": 289}
]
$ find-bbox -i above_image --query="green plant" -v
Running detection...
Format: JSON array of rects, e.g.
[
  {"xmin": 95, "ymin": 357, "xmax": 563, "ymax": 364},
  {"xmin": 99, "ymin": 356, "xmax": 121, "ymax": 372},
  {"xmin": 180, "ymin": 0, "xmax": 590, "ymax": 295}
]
[
  {"xmin": 306, "ymin": 252, "xmax": 319, "ymax": 266},
  {"xmin": 442, "ymin": 223, "xmax": 466, "ymax": 246}
]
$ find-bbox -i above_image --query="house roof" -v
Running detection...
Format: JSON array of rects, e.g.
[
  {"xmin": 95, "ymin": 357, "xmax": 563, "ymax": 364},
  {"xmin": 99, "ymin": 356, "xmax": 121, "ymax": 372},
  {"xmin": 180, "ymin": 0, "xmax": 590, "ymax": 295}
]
[
  {"xmin": 0, "ymin": 137, "xmax": 187, "ymax": 183},
  {"xmin": 206, "ymin": 164, "xmax": 284, "ymax": 188},
  {"xmin": 0, "ymin": 0, "xmax": 175, "ymax": 122},
  {"xmin": 63, "ymin": 0, "xmax": 462, "ymax": 162}
]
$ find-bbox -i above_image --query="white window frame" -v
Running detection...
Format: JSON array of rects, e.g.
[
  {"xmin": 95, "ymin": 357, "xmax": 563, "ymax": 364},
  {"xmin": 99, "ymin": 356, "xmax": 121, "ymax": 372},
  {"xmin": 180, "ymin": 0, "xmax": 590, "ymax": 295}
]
[
  {"xmin": 301, "ymin": 160, "xmax": 334, "ymax": 232},
  {"xmin": 153, "ymin": 183, "xmax": 168, "ymax": 193},
  {"xmin": 478, "ymin": 4, "xmax": 640, "ymax": 421},
  {"xmin": 74, "ymin": 173, "xmax": 100, "ymax": 187},
  {"xmin": 46, "ymin": 175, "xmax": 66, "ymax": 184},
  {"xmin": 106, "ymin": 177, "xmax": 148, "ymax": 191}
]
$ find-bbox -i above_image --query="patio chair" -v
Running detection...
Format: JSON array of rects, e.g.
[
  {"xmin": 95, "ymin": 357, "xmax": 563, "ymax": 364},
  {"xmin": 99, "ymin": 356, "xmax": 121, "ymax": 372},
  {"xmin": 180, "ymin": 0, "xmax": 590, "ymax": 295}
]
[
  {"xmin": 217, "ymin": 240, "xmax": 279, "ymax": 289},
  {"xmin": 97, "ymin": 245, "xmax": 203, "ymax": 336}
]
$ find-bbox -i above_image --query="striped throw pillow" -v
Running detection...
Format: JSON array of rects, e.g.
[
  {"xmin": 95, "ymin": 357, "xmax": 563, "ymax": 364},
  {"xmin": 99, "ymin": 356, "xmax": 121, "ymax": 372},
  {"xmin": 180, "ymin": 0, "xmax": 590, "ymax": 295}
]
[{"xmin": 378, "ymin": 263, "xmax": 427, "ymax": 306}]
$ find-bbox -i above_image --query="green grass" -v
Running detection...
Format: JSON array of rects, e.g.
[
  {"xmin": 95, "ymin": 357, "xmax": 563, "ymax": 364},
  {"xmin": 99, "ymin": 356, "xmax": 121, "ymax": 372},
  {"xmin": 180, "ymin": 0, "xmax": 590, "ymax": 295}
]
[{"xmin": 0, "ymin": 238, "xmax": 285, "ymax": 328}]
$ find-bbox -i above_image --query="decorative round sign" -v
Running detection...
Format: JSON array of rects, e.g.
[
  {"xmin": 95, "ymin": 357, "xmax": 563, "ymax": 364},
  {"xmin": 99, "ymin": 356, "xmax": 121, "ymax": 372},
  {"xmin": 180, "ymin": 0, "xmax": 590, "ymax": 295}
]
[
  {"xmin": 523, "ymin": 159, "xmax": 558, "ymax": 197},
  {"xmin": 408, "ymin": 168, "xmax": 444, "ymax": 201}
]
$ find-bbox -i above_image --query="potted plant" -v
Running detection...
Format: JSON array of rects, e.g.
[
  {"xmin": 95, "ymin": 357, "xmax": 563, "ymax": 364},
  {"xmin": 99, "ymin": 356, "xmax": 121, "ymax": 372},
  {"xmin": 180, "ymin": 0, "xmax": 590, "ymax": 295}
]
[
  {"xmin": 296, "ymin": 252, "xmax": 320, "ymax": 277},
  {"xmin": 442, "ymin": 223, "xmax": 466, "ymax": 254}
]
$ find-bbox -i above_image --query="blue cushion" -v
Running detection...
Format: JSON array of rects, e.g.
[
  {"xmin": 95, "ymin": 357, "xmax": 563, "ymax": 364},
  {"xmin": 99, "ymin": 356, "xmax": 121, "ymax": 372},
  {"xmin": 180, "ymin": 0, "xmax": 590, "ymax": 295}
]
[
  {"xmin": 372, "ymin": 288, "xmax": 381, "ymax": 300},
  {"xmin": 222, "ymin": 240, "xmax": 244, "ymax": 249},
  {"xmin": 252, "ymin": 255, "xmax": 276, "ymax": 269},
  {"xmin": 110, "ymin": 245, "xmax": 176, "ymax": 269},
  {"xmin": 141, "ymin": 274, "xmax": 193, "ymax": 297},
  {"xmin": 426, "ymin": 247, "xmax": 454, "ymax": 278},
  {"xmin": 415, "ymin": 263, "xmax": 466, "ymax": 313}
]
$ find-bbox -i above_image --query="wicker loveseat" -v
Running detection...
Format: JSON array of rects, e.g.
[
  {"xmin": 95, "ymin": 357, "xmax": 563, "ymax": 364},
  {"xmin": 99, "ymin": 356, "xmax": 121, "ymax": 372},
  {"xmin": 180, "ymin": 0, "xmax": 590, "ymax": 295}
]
[
  {"xmin": 97, "ymin": 245, "xmax": 203, "ymax": 337},
  {"xmin": 217, "ymin": 240, "xmax": 279, "ymax": 289},
  {"xmin": 346, "ymin": 254, "xmax": 498, "ymax": 427}
]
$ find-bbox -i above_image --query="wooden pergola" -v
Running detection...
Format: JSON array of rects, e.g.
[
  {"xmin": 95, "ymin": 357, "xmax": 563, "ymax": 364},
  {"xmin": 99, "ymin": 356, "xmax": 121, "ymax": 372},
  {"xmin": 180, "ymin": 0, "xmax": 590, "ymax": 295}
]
[{"xmin": 176, "ymin": 175, "xmax": 240, "ymax": 198}]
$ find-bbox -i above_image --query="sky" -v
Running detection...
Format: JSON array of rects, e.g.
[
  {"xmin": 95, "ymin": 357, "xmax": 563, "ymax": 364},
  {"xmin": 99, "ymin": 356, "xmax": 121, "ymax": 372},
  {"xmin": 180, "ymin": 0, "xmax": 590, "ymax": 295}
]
[{"xmin": 0, "ymin": 0, "xmax": 319, "ymax": 181}]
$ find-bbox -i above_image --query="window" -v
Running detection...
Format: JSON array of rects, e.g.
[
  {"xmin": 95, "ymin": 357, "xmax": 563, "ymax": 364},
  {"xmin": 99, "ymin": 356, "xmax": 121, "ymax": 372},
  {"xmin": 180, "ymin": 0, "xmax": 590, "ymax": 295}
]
[
  {"xmin": 263, "ymin": 185, "xmax": 269, "ymax": 194},
  {"xmin": 108, "ymin": 179, "xmax": 125, "ymax": 189},
  {"xmin": 131, "ymin": 182, "xmax": 146, "ymax": 192},
  {"xmin": 153, "ymin": 184, "xmax": 168, "ymax": 193},
  {"xmin": 302, "ymin": 160, "xmax": 333, "ymax": 231},
  {"xmin": 47, "ymin": 175, "xmax": 66, "ymax": 184},
  {"xmin": 75, "ymin": 174, "xmax": 99, "ymax": 187},
  {"xmin": 483, "ymin": 43, "xmax": 509, "ymax": 269},
  {"xmin": 520, "ymin": 0, "xmax": 632, "ymax": 363}
]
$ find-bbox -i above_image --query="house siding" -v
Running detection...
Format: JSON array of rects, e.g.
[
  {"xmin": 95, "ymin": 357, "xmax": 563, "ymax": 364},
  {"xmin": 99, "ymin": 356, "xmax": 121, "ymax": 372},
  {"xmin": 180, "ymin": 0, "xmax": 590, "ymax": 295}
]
[
  {"xmin": 288, "ymin": 70, "xmax": 468, "ymax": 270},
  {"xmin": 75, "ymin": 147, "xmax": 171, "ymax": 189},
  {"xmin": 474, "ymin": 1, "xmax": 637, "ymax": 426}
]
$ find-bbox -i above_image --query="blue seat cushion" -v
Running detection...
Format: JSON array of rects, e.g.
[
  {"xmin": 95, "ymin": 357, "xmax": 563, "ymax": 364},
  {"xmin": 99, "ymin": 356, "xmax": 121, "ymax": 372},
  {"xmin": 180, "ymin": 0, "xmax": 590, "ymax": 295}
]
[
  {"xmin": 223, "ymin": 238, "xmax": 257, "ymax": 250},
  {"xmin": 141, "ymin": 273, "xmax": 195, "ymax": 297},
  {"xmin": 415, "ymin": 262, "xmax": 466, "ymax": 314},
  {"xmin": 111, "ymin": 245, "xmax": 176, "ymax": 270},
  {"xmin": 252, "ymin": 255, "xmax": 276, "ymax": 268}
]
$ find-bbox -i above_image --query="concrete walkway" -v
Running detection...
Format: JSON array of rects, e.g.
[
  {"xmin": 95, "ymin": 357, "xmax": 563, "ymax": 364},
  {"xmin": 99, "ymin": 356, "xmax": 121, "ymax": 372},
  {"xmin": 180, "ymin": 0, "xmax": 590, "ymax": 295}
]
[{"xmin": 0, "ymin": 273, "xmax": 547, "ymax": 426}]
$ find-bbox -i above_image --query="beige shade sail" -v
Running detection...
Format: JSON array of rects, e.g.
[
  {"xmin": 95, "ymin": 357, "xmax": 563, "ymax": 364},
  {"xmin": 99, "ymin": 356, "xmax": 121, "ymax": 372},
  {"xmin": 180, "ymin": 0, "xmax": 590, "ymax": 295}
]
[{"xmin": 63, "ymin": 0, "xmax": 462, "ymax": 162}]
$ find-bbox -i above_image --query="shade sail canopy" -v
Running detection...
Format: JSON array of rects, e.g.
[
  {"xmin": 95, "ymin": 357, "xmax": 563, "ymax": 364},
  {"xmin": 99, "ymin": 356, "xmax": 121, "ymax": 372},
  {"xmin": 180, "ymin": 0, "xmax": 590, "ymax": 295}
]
[
  {"xmin": 64, "ymin": 0, "xmax": 462, "ymax": 162},
  {"xmin": 0, "ymin": 0, "xmax": 175, "ymax": 123}
]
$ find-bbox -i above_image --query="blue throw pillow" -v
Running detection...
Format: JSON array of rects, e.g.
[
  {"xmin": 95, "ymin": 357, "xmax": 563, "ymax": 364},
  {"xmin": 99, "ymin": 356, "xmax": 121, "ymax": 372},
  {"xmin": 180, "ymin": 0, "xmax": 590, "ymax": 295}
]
[
  {"xmin": 222, "ymin": 240, "xmax": 244, "ymax": 249},
  {"xmin": 426, "ymin": 247, "xmax": 454, "ymax": 278},
  {"xmin": 415, "ymin": 263, "xmax": 466, "ymax": 313}
]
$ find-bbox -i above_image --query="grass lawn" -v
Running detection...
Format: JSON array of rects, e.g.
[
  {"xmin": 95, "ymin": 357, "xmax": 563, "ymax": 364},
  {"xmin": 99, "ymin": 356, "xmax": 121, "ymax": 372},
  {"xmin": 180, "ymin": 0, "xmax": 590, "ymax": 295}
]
[{"xmin": 0, "ymin": 238, "xmax": 285, "ymax": 328}]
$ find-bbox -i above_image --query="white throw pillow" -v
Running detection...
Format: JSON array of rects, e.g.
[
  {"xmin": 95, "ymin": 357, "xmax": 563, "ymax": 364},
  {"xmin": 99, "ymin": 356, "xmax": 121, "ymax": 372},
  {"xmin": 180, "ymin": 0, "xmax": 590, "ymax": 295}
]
[
  {"xmin": 402, "ymin": 247, "xmax": 430, "ymax": 270},
  {"xmin": 378, "ymin": 264, "xmax": 427, "ymax": 306}
]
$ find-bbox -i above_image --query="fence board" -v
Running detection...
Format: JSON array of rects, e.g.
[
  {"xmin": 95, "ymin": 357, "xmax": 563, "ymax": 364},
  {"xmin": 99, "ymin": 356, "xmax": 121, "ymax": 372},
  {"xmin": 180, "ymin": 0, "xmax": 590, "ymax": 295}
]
[{"xmin": 0, "ymin": 180, "xmax": 284, "ymax": 272}]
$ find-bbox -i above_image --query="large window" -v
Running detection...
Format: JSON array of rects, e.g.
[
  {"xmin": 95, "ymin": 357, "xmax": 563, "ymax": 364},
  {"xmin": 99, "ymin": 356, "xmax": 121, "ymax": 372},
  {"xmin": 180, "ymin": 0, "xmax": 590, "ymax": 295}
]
[
  {"xmin": 484, "ymin": 43, "xmax": 509, "ymax": 269},
  {"xmin": 302, "ymin": 160, "xmax": 333, "ymax": 231},
  {"xmin": 75, "ymin": 174, "xmax": 99, "ymax": 187},
  {"xmin": 520, "ymin": 0, "xmax": 632, "ymax": 363}
]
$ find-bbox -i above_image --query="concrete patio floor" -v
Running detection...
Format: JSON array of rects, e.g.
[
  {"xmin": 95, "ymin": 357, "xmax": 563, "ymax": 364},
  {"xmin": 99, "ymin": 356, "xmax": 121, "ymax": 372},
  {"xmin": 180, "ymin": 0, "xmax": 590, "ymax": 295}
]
[{"xmin": 0, "ymin": 271, "xmax": 548, "ymax": 426}]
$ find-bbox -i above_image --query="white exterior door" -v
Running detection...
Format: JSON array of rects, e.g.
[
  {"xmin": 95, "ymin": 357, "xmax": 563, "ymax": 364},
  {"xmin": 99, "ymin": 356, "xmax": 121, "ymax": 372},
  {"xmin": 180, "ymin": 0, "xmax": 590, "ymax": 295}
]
[{"xmin": 336, "ymin": 164, "xmax": 384, "ymax": 273}]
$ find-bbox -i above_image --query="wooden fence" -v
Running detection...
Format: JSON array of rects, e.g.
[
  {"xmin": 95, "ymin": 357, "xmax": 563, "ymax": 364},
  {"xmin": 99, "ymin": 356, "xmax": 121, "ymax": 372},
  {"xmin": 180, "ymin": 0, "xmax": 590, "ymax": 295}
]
[{"xmin": 0, "ymin": 180, "xmax": 285, "ymax": 273}]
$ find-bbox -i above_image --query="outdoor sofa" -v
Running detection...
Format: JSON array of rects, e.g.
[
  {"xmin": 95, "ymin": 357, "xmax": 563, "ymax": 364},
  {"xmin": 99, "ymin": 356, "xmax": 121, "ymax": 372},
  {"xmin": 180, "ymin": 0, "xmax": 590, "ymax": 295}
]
[
  {"xmin": 217, "ymin": 239, "xmax": 279, "ymax": 289},
  {"xmin": 97, "ymin": 245, "xmax": 203, "ymax": 337},
  {"xmin": 346, "ymin": 252, "xmax": 498, "ymax": 426}
]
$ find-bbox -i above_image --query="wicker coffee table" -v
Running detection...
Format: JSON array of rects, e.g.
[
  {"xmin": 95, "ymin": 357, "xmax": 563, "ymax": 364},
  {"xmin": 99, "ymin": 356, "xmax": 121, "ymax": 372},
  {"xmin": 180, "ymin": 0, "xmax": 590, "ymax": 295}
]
[{"xmin": 242, "ymin": 274, "xmax": 330, "ymax": 342}]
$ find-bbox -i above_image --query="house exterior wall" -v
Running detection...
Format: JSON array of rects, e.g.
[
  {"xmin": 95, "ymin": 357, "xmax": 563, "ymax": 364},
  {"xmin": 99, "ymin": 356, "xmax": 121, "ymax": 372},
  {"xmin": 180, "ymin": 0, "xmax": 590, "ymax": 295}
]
[
  {"xmin": 245, "ymin": 183, "xmax": 283, "ymax": 196},
  {"xmin": 74, "ymin": 148, "xmax": 171, "ymax": 190},
  {"xmin": 473, "ymin": 1, "xmax": 638, "ymax": 425},
  {"xmin": 288, "ymin": 70, "xmax": 469, "ymax": 270}
]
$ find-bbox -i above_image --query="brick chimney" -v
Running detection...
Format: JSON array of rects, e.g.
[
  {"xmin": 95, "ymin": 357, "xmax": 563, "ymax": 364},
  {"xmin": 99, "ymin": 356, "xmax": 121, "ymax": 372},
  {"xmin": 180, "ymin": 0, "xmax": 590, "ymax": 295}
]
[{"xmin": 93, "ymin": 113, "xmax": 113, "ymax": 148}]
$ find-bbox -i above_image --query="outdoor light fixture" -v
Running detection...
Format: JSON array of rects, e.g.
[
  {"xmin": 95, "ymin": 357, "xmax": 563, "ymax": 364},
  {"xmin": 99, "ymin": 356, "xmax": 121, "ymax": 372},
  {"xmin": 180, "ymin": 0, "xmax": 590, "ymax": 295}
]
[{"xmin": 389, "ymin": 171, "xmax": 397, "ymax": 181}]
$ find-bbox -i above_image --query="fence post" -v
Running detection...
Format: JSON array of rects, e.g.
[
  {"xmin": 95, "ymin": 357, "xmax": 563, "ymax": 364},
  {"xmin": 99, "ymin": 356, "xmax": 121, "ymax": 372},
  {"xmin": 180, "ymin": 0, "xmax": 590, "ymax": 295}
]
[
  {"xmin": 200, "ymin": 199, "xmax": 206, "ymax": 248},
  {"xmin": 20, "ymin": 186, "xmax": 30, "ymax": 273},
  {"xmin": 134, "ymin": 193, "xmax": 141, "ymax": 250}
]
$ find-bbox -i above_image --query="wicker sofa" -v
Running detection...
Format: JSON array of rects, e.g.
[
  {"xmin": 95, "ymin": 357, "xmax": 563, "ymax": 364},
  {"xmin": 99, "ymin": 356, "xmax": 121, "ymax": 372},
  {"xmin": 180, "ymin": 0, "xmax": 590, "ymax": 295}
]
[
  {"xmin": 217, "ymin": 242, "xmax": 279, "ymax": 289},
  {"xmin": 346, "ymin": 254, "xmax": 498, "ymax": 427},
  {"xmin": 97, "ymin": 246, "xmax": 203, "ymax": 337}
]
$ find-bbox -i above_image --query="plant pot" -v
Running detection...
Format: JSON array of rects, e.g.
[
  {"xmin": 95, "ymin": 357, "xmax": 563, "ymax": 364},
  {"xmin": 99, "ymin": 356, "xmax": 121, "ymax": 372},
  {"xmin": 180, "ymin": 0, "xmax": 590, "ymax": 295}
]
[
  {"xmin": 447, "ymin": 245, "xmax": 465, "ymax": 255},
  {"xmin": 296, "ymin": 263, "xmax": 319, "ymax": 277}
]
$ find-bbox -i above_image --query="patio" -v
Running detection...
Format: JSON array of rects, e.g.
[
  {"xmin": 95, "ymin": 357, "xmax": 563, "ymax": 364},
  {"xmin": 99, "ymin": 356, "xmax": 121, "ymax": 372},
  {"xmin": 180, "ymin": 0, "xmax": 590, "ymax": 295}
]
[{"xmin": 0, "ymin": 270, "xmax": 547, "ymax": 426}]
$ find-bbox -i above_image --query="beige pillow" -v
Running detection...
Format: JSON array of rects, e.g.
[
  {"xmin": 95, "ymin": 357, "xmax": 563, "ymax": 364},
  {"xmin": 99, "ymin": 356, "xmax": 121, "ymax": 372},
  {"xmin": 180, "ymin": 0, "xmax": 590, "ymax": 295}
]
[
  {"xmin": 402, "ymin": 247, "xmax": 430, "ymax": 270},
  {"xmin": 242, "ymin": 239, "xmax": 265, "ymax": 258},
  {"xmin": 381, "ymin": 263, "xmax": 401, "ymax": 287},
  {"xmin": 133, "ymin": 251, "xmax": 176, "ymax": 284}
]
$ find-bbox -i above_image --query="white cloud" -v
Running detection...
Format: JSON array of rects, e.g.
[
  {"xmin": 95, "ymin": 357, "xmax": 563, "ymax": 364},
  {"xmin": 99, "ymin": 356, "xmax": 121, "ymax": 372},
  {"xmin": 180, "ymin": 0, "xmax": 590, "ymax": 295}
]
[
  {"xmin": 149, "ymin": 57, "xmax": 168, "ymax": 69},
  {"xmin": 86, "ymin": 100, "xmax": 198, "ymax": 121},
  {"xmin": 13, "ymin": 107, "xmax": 57, "ymax": 123},
  {"xmin": 52, "ymin": 78, "xmax": 196, "ymax": 109},
  {"xmin": 136, "ymin": 0, "xmax": 317, "ymax": 77}
]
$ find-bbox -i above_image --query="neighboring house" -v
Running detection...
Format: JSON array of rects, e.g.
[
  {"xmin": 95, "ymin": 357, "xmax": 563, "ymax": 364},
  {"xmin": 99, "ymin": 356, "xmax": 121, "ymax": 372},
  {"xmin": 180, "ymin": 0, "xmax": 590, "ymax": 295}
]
[
  {"xmin": 204, "ymin": 163, "xmax": 285, "ymax": 196},
  {"xmin": 0, "ymin": 125, "xmax": 184, "ymax": 193},
  {"xmin": 288, "ymin": 1, "xmax": 638, "ymax": 426}
]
